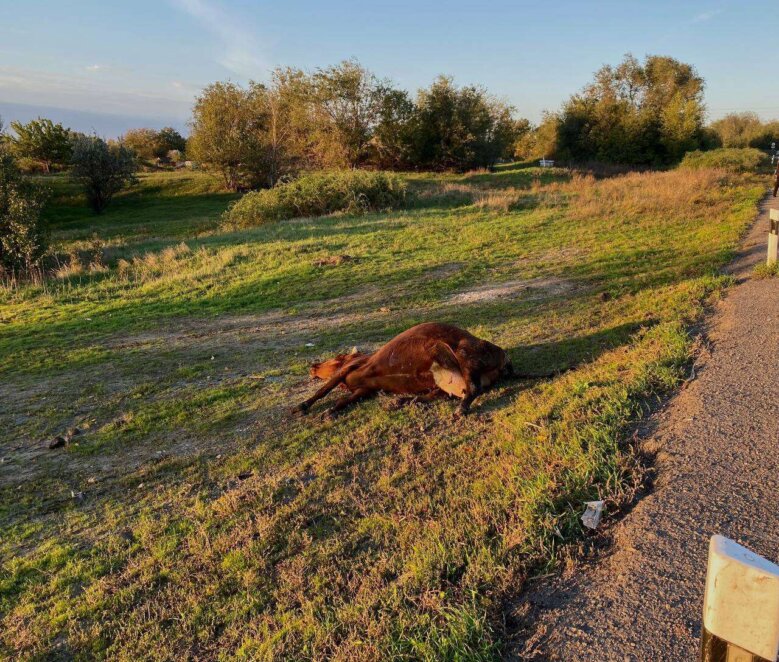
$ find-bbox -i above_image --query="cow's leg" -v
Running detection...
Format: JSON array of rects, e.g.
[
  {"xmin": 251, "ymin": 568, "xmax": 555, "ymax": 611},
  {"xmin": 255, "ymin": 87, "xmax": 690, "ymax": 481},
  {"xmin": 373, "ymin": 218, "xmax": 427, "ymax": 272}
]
[
  {"xmin": 455, "ymin": 370, "xmax": 483, "ymax": 419},
  {"xmin": 323, "ymin": 388, "xmax": 374, "ymax": 420},
  {"xmin": 294, "ymin": 364, "xmax": 360, "ymax": 414}
]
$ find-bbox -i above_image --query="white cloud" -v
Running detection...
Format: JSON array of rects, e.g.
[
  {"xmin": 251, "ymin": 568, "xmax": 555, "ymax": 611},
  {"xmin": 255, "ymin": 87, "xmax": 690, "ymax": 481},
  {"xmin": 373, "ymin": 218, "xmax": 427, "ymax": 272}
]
[
  {"xmin": 692, "ymin": 8, "xmax": 723, "ymax": 23},
  {"xmin": 85, "ymin": 64, "xmax": 105, "ymax": 72},
  {"xmin": 0, "ymin": 65, "xmax": 193, "ymax": 120},
  {"xmin": 169, "ymin": 0, "xmax": 267, "ymax": 78}
]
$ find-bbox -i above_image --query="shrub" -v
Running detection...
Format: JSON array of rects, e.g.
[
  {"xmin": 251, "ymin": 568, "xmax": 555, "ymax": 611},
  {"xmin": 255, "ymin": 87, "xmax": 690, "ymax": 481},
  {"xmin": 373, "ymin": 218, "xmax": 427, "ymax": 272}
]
[
  {"xmin": 70, "ymin": 136, "xmax": 138, "ymax": 214},
  {"xmin": 679, "ymin": 147, "xmax": 768, "ymax": 173},
  {"xmin": 224, "ymin": 170, "xmax": 407, "ymax": 227},
  {"xmin": 0, "ymin": 152, "xmax": 48, "ymax": 275}
]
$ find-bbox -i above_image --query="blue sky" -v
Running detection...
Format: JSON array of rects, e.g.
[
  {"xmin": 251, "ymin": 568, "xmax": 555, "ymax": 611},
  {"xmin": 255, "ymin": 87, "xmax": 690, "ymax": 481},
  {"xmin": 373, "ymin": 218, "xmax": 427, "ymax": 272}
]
[{"xmin": 0, "ymin": 0, "xmax": 776, "ymax": 137}]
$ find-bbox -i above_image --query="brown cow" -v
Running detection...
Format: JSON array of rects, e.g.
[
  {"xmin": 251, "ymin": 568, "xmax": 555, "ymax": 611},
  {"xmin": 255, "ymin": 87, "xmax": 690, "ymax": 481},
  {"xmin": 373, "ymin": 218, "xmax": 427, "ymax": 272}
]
[{"xmin": 294, "ymin": 322, "xmax": 513, "ymax": 419}]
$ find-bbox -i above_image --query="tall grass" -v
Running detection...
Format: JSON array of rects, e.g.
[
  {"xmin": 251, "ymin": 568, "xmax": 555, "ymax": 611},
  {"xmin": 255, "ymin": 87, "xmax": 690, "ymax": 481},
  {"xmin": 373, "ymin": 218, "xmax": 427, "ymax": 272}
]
[{"xmin": 680, "ymin": 147, "xmax": 768, "ymax": 172}]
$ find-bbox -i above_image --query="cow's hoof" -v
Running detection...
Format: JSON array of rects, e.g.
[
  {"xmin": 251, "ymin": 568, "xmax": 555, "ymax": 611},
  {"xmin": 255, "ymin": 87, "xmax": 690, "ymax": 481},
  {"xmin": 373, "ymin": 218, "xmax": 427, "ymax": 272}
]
[
  {"xmin": 453, "ymin": 408, "xmax": 469, "ymax": 421},
  {"xmin": 291, "ymin": 403, "xmax": 309, "ymax": 417}
]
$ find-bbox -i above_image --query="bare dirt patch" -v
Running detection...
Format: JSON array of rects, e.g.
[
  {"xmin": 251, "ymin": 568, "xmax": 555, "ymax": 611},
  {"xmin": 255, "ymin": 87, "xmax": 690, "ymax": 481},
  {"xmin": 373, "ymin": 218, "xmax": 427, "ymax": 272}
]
[{"xmin": 447, "ymin": 276, "xmax": 575, "ymax": 305}]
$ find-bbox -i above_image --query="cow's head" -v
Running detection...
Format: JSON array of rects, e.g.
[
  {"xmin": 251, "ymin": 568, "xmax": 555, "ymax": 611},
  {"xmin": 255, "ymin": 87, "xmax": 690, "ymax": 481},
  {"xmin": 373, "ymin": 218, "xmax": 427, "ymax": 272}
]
[{"xmin": 309, "ymin": 347, "xmax": 366, "ymax": 381}]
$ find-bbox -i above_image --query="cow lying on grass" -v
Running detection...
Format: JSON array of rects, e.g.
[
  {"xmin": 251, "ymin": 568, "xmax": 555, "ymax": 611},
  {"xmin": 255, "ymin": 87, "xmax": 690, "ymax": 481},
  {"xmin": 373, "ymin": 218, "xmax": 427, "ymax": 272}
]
[{"xmin": 294, "ymin": 322, "xmax": 513, "ymax": 419}]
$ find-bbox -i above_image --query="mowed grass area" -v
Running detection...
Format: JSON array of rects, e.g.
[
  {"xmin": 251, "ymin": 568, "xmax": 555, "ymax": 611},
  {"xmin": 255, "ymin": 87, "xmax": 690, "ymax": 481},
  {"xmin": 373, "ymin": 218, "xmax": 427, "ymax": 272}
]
[{"xmin": 0, "ymin": 165, "xmax": 762, "ymax": 659}]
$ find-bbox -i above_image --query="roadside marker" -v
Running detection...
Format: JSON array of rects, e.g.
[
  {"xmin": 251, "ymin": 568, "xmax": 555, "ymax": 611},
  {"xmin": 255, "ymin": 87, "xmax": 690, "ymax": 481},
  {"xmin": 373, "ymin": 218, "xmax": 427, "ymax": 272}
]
[
  {"xmin": 768, "ymin": 209, "xmax": 779, "ymax": 266},
  {"xmin": 701, "ymin": 535, "xmax": 779, "ymax": 662}
]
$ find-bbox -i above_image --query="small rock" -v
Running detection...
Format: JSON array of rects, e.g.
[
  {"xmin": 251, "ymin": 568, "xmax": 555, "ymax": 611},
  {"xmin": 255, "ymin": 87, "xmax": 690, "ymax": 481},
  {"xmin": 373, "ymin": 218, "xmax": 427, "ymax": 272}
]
[
  {"xmin": 71, "ymin": 490, "xmax": 84, "ymax": 501},
  {"xmin": 378, "ymin": 307, "xmax": 390, "ymax": 313},
  {"xmin": 87, "ymin": 477, "xmax": 97, "ymax": 484},
  {"xmin": 305, "ymin": 342, "xmax": 315, "ymax": 347},
  {"xmin": 47, "ymin": 436, "xmax": 67, "ymax": 449},
  {"xmin": 237, "ymin": 471, "xmax": 253, "ymax": 480}
]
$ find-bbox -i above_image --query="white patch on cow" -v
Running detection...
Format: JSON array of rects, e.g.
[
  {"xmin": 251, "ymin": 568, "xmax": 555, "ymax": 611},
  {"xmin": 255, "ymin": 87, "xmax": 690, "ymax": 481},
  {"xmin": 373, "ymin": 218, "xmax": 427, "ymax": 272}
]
[{"xmin": 430, "ymin": 362, "xmax": 467, "ymax": 398}]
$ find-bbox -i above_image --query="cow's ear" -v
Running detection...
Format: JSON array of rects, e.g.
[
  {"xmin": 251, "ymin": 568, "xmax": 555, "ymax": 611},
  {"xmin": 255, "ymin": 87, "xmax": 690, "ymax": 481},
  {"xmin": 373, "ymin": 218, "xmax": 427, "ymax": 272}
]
[
  {"xmin": 431, "ymin": 341, "xmax": 461, "ymax": 372},
  {"xmin": 349, "ymin": 346, "xmax": 359, "ymax": 355}
]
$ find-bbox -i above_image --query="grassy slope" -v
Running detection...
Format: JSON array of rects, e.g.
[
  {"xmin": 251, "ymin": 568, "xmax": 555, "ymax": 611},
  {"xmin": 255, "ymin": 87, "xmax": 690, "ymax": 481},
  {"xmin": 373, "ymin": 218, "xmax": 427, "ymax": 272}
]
[{"xmin": 0, "ymin": 165, "xmax": 763, "ymax": 660}]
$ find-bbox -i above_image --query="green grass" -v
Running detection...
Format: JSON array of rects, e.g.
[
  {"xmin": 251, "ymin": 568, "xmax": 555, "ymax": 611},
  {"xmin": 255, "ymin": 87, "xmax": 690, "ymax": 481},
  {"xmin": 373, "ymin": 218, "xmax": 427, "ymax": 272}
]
[
  {"xmin": 0, "ymin": 164, "xmax": 763, "ymax": 660},
  {"xmin": 753, "ymin": 261, "xmax": 779, "ymax": 278},
  {"xmin": 38, "ymin": 169, "xmax": 237, "ymax": 249}
]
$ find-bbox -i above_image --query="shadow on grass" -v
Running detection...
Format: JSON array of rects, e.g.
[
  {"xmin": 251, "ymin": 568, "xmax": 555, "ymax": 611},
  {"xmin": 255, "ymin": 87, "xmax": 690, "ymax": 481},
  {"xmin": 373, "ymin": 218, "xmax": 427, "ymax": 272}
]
[{"xmin": 508, "ymin": 320, "xmax": 656, "ymax": 376}]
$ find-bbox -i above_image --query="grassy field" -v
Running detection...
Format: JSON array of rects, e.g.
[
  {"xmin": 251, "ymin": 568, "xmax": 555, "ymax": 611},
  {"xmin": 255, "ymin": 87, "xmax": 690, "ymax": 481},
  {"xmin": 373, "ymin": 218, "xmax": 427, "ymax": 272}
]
[{"xmin": 0, "ymin": 164, "xmax": 763, "ymax": 660}]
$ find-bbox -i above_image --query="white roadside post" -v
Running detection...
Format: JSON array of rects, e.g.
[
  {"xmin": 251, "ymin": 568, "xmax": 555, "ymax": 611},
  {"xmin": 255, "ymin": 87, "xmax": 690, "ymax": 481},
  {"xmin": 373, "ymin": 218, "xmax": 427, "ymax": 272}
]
[
  {"xmin": 768, "ymin": 209, "xmax": 779, "ymax": 266},
  {"xmin": 700, "ymin": 535, "xmax": 779, "ymax": 662}
]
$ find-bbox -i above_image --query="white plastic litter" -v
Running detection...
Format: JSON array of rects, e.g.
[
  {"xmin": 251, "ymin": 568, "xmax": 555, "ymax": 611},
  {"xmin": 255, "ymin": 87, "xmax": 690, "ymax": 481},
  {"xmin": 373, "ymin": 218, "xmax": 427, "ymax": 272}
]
[{"xmin": 581, "ymin": 500, "xmax": 604, "ymax": 529}]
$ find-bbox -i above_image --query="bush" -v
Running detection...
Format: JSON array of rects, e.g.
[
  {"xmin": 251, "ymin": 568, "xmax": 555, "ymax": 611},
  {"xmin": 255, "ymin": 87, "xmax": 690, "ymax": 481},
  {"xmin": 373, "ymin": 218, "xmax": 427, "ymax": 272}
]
[
  {"xmin": 0, "ymin": 152, "xmax": 48, "ymax": 275},
  {"xmin": 754, "ymin": 262, "xmax": 779, "ymax": 279},
  {"xmin": 70, "ymin": 136, "xmax": 138, "ymax": 214},
  {"xmin": 679, "ymin": 147, "xmax": 768, "ymax": 173},
  {"xmin": 224, "ymin": 170, "xmax": 407, "ymax": 227}
]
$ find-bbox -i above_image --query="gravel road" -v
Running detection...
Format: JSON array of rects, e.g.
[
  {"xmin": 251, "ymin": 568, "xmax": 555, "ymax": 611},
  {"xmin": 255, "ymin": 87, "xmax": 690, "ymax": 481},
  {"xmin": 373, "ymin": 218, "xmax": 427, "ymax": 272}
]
[{"xmin": 508, "ymin": 193, "xmax": 779, "ymax": 661}]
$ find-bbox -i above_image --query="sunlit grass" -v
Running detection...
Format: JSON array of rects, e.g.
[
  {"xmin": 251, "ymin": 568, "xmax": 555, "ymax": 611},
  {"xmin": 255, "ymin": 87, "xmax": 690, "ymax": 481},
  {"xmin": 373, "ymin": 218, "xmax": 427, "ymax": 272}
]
[{"xmin": 0, "ymin": 164, "xmax": 763, "ymax": 659}]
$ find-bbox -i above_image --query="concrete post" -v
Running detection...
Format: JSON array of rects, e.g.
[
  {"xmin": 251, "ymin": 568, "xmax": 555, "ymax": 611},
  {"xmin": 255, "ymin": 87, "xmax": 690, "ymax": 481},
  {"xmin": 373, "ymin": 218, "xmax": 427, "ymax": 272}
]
[
  {"xmin": 700, "ymin": 535, "xmax": 779, "ymax": 662},
  {"xmin": 768, "ymin": 209, "xmax": 779, "ymax": 266}
]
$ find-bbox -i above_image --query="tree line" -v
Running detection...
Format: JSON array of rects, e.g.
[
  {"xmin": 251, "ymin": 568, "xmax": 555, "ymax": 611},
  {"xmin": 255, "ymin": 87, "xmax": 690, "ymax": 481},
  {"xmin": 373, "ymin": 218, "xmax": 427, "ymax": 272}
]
[
  {"xmin": 2, "ymin": 53, "xmax": 777, "ymax": 278},
  {"xmin": 2, "ymin": 119, "xmax": 186, "ymax": 174},
  {"xmin": 187, "ymin": 60, "xmax": 521, "ymax": 190},
  {"xmin": 517, "ymin": 54, "xmax": 715, "ymax": 165}
]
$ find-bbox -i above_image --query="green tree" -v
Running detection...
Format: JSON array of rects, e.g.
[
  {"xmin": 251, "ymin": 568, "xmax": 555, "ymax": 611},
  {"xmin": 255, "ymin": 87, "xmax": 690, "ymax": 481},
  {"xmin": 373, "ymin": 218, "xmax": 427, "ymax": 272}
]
[
  {"xmin": 121, "ymin": 128, "xmax": 158, "ymax": 161},
  {"xmin": 709, "ymin": 112, "xmax": 779, "ymax": 149},
  {"xmin": 70, "ymin": 136, "xmax": 137, "ymax": 214},
  {"xmin": 555, "ymin": 54, "xmax": 706, "ymax": 165},
  {"xmin": 515, "ymin": 114, "xmax": 562, "ymax": 160},
  {"xmin": 372, "ymin": 89, "xmax": 416, "ymax": 169},
  {"xmin": 9, "ymin": 118, "xmax": 73, "ymax": 173},
  {"xmin": 310, "ymin": 59, "xmax": 393, "ymax": 168},
  {"xmin": 189, "ymin": 77, "xmax": 308, "ymax": 189},
  {"xmin": 408, "ymin": 76, "xmax": 516, "ymax": 171},
  {"xmin": 0, "ymin": 151, "xmax": 48, "ymax": 274},
  {"xmin": 262, "ymin": 68, "xmax": 312, "ymax": 186},
  {"xmin": 188, "ymin": 81, "xmax": 267, "ymax": 190},
  {"xmin": 154, "ymin": 127, "xmax": 186, "ymax": 158}
]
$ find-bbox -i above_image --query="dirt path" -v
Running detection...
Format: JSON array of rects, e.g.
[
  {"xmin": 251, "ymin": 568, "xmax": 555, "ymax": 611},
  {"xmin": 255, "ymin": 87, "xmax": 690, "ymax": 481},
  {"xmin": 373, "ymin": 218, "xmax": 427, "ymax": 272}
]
[{"xmin": 508, "ymin": 193, "xmax": 779, "ymax": 660}]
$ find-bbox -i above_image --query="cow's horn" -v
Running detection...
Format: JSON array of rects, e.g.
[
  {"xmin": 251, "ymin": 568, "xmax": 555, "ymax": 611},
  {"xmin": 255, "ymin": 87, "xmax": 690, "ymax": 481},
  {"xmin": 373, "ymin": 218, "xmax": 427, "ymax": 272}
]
[{"xmin": 349, "ymin": 346, "xmax": 359, "ymax": 355}]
